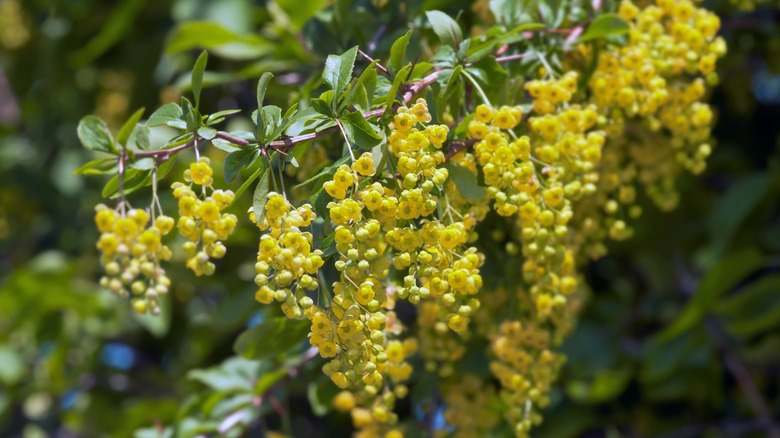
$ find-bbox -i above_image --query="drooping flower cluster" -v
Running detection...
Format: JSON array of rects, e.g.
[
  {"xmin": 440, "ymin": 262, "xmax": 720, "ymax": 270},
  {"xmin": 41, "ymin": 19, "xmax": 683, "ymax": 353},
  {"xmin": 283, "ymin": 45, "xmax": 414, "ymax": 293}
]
[
  {"xmin": 172, "ymin": 158, "xmax": 237, "ymax": 276},
  {"xmin": 251, "ymin": 193, "xmax": 323, "ymax": 318},
  {"xmin": 95, "ymin": 205, "xmax": 173, "ymax": 314}
]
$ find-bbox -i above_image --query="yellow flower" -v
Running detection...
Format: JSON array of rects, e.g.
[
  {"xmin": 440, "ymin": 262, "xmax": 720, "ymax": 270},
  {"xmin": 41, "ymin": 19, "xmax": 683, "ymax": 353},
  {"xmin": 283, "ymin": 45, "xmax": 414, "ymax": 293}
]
[
  {"xmin": 196, "ymin": 201, "xmax": 220, "ymax": 223},
  {"xmin": 113, "ymin": 218, "xmax": 139, "ymax": 241},
  {"xmin": 189, "ymin": 161, "xmax": 213, "ymax": 186}
]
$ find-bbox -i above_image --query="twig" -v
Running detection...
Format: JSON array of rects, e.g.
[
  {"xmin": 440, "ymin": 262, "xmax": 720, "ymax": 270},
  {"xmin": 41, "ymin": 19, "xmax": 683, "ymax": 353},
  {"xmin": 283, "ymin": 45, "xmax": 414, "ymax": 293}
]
[
  {"xmin": 358, "ymin": 49, "xmax": 391, "ymax": 78},
  {"xmin": 445, "ymin": 138, "xmax": 479, "ymax": 158}
]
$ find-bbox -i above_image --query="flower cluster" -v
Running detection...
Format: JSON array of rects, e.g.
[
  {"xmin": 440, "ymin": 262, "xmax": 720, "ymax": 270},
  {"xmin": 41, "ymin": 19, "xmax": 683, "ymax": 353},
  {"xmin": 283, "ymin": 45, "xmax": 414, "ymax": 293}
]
[
  {"xmin": 172, "ymin": 158, "xmax": 237, "ymax": 276},
  {"xmin": 250, "ymin": 193, "xmax": 322, "ymax": 318},
  {"xmin": 95, "ymin": 205, "xmax": 173, "ymax": 314}
]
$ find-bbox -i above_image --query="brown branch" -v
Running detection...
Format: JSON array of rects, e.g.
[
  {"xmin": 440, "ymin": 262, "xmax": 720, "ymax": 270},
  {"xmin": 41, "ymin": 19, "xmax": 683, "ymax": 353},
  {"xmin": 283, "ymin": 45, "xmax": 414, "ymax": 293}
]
[
  {"xmin": 129, "ymin": 37, "xmax": 560, "ymax": 163},
  {"xmin": 445, "ymin": 138, "xmax": 480, "ymax": 158}
]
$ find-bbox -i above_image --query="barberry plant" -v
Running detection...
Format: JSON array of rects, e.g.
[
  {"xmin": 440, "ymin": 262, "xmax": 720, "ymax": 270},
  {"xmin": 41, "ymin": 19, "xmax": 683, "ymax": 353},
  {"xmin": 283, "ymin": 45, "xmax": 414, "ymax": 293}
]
[{"xmin": 76, "ymin": 0, "xmax": 726, "ymax": 436}]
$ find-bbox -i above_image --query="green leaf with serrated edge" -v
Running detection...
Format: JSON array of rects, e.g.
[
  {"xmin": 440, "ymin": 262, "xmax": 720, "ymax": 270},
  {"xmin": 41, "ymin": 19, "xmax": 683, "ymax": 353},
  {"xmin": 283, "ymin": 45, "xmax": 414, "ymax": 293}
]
[
  {"xmin": 234, "ymin": 160, "xmax": 268, "ymax": 199},
  {"xmin": 659, "ymin": 247, "xmax": 765, "ymax": 341},
  {"xmin": 444, "ymin": 162, "xmax": 486, "ymax": 201},
  {"xmin": 127, "ymin": 124, "xmax": 151, "ymax": 152},
  {"xmin": 340, "ymin": 112, "xmax": 382, "ymax": 150},
  {"xmin": 233, "ymin": 317, "xmax": 309, "ymax": 359},
  {"xmin": 252, "ymin": 164, "xmax": 272, "ymax": 225},
  {"xmin": 384, "ymin": 64, "xmax": 412, "ymax": 116},
  {"xmin": 426, "ymin": 10, "xmax": 463, "ymax": 48},
  {"xmin": 191, "ymin": 51, "xmax": 208, "ymax": 109},
  {"xmin": 322, "ymin": 46, "xmax": 358, "ymax": 99},
  {"xmin": 311, "ymin": 98, "xmax": 334, "ymax": 117},
  {"xmin": 224, "ymin": 149, "xmax": 258, "ymax": 183},
  {"xmin": 578, "ymin": 13, "xmax": 630, "ymax": 43},
  {"xmin": 73, "ymin": 158, "xmax": 116, "ymax": 176},
  {"xmin": 78, "ymin": 116, "xmax": 117, "ymax": 154},
  {"xmin": 390, "ymin": 30, "xmax": 412, "ymax": 72},
  {"xmin": 147, "ymin": 102, "xmax": 184, "ymax": 128},
  {"xmin": 197, "ymin": 126, "xmax": 217, "ymax": 140},
  {"xmin": 117, "ymin": 108, "xmax": 145, "ymax": 146}
]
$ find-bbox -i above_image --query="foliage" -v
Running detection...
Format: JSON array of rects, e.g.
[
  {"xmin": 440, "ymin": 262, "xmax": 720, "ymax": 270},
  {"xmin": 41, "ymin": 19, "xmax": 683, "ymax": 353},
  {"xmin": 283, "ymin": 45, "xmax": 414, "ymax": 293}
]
[{"xmin": 1, "ymin": 0, "xmax": 780, "ymax": 437}]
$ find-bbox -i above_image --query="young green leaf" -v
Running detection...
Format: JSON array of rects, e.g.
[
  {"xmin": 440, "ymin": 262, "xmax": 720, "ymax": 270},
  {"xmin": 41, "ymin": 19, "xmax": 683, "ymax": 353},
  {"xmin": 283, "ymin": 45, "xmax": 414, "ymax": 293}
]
[
  {"xmin": 384, "ymin": 64, "xmax": 412, "ymax": 115},
  {"xmin": 78, "ymin": 115, "xmax": 117, "ymax": 154},
  {"xmin": 578, "ymin": 14, "xmax": 630, "ymax": 43},
  {"xmin": 117, "ymin": 107, "xmax": 145, "ymax": 146},
  {"xmin": 390, "ymin": 30, "xmax": 412, "ymax": 72},
  {"xmin": 426, "ymin": 10, "xmax": 463, "ymax": 48},
  {"xmin": 191, "ymin": 51, "xmax": 208, "ymax": 109},
  {"xmin": 73, "ymin": 158, "xmax": 117, "ymax": 176},
  {"xmin": 322, "ymin": 46, "xmax": 358, "ymax": 99}
]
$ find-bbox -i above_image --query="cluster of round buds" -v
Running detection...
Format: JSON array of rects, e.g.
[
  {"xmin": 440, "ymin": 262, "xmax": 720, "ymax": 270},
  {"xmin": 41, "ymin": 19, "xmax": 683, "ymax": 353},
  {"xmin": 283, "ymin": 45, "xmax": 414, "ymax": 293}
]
[
  {"xmin": 94, "ymin": 205, "xmax": 173, "ymax": 314},
  {"xmin": 416, "ymin": 301, "xmax": 467, "ymax": 376},
  {"xmin": 388, "ymin": 99, "xmax": 449, "ymax": 220},
  {"xmin": 172, "ymin": 158, "xmax": 237, "ymax": 276},
  {"xmin": 489, "ymin": 319, "xmax": 565, "ymax": 438},
  {"xmin": 250, "ymin": 193, "xmax": 323, "ymax": 319}
]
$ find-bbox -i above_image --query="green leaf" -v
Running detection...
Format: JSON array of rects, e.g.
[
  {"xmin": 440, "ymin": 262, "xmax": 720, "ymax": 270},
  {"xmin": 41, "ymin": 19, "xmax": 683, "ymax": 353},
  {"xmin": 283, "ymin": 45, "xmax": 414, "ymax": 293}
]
[
  {"xmin": 117, "ymin": 107, "xmax": 145, "ymax": 146},
  {"xmin": 197, "ymin": 126, "xmax": 217, "ymax": 140},
  {"xmin": 188, "ymin": 357, "xmax": 259, "ymax": 392},
  {"xmin": 660, "ymin": 247, "xmax": 765, "ymax": 340},
  {"xmin": 211, "ymin": 139, "xmax": 244, "ymax": 154},
  {"xmin": 77, "ymin": 116, "xmax": 117, "ymax": 154},
  {"xmin": 578, "ymin": 13, "xmax": 630, "ymax": 43},
  {"xmin": 390, "ymin": 30, "xmax": 412, "ymax": 72},
  {"xmin": 706, "ymin": 173, "xmax": 772, "ymax": 260},
  {"xmin": 252, "ymin": 164, "xmax": 272, "ymax": 225},
  {"xmin": 192, "ymin": 51, "xmax": 208, "ymax": 109},
  {"xmin": 147, "ymin": 103, "xmax": 185, "ymax": 128},
  {"xmin": 466, "ymin": 57, "xmax": 507, "ymax": 87},
  {"xmin": 444, "ymin": 162, "xmax": 486, "ymax": 201},
  {"xmin": 224, "ymin": 149, "xmax": 258, "ymax": 183},
  {"xmin": 129, "ymin": 157, "xmax": 155, "ymax": 170},
  {"xmin": 128, "ymin": 124, "xmax": 151, "ymax": 152},
  {"xmin": 234, "ymin": 160, "xmax": 268, "ymax": 200},
  {"xmin": 322, "ymin": 46, "xmax": 358, "ymax": 99},
  {"xmin": 340, "ymin": 112, "xmax": 382, "ymax": 150},
  {"xmin": 308, "ymin": 379, "xmax": 340, "ymax": 416},
  {"xmin": 319, "ymin": 231, "xmax": 336, "ymax": 258},
  {"xmin": 166, "ymin": 21, "xmax": 273, "ymax": 60},
  {"xmin": 73, "ymin": 158, "xmax": 116, "ymax": 176},
  {"xmin": 384, "ymin": 64, "xmax": 412, "ymax": 113},
  {"xmin": 255, "ymin": 72, "xmax": 274, "ymax": 133},
  {"xmin": 233, "ymin": 317, "xmax": 310, "ymax": 360},
  {"xmin": 715, "ymin": 274, "xmax": 780, "ymax": 338},
  {"xmin": 426, "ymin": 10, "xmax": 463, "ymax": 48}
]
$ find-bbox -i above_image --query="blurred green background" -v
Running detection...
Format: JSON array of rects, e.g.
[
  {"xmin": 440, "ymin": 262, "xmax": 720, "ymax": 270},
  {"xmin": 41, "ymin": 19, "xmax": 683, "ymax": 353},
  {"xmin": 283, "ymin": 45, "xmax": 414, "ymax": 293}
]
[{"xmin": 1, "ymin": 0, "xmax": 779, "ymax": 437}]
